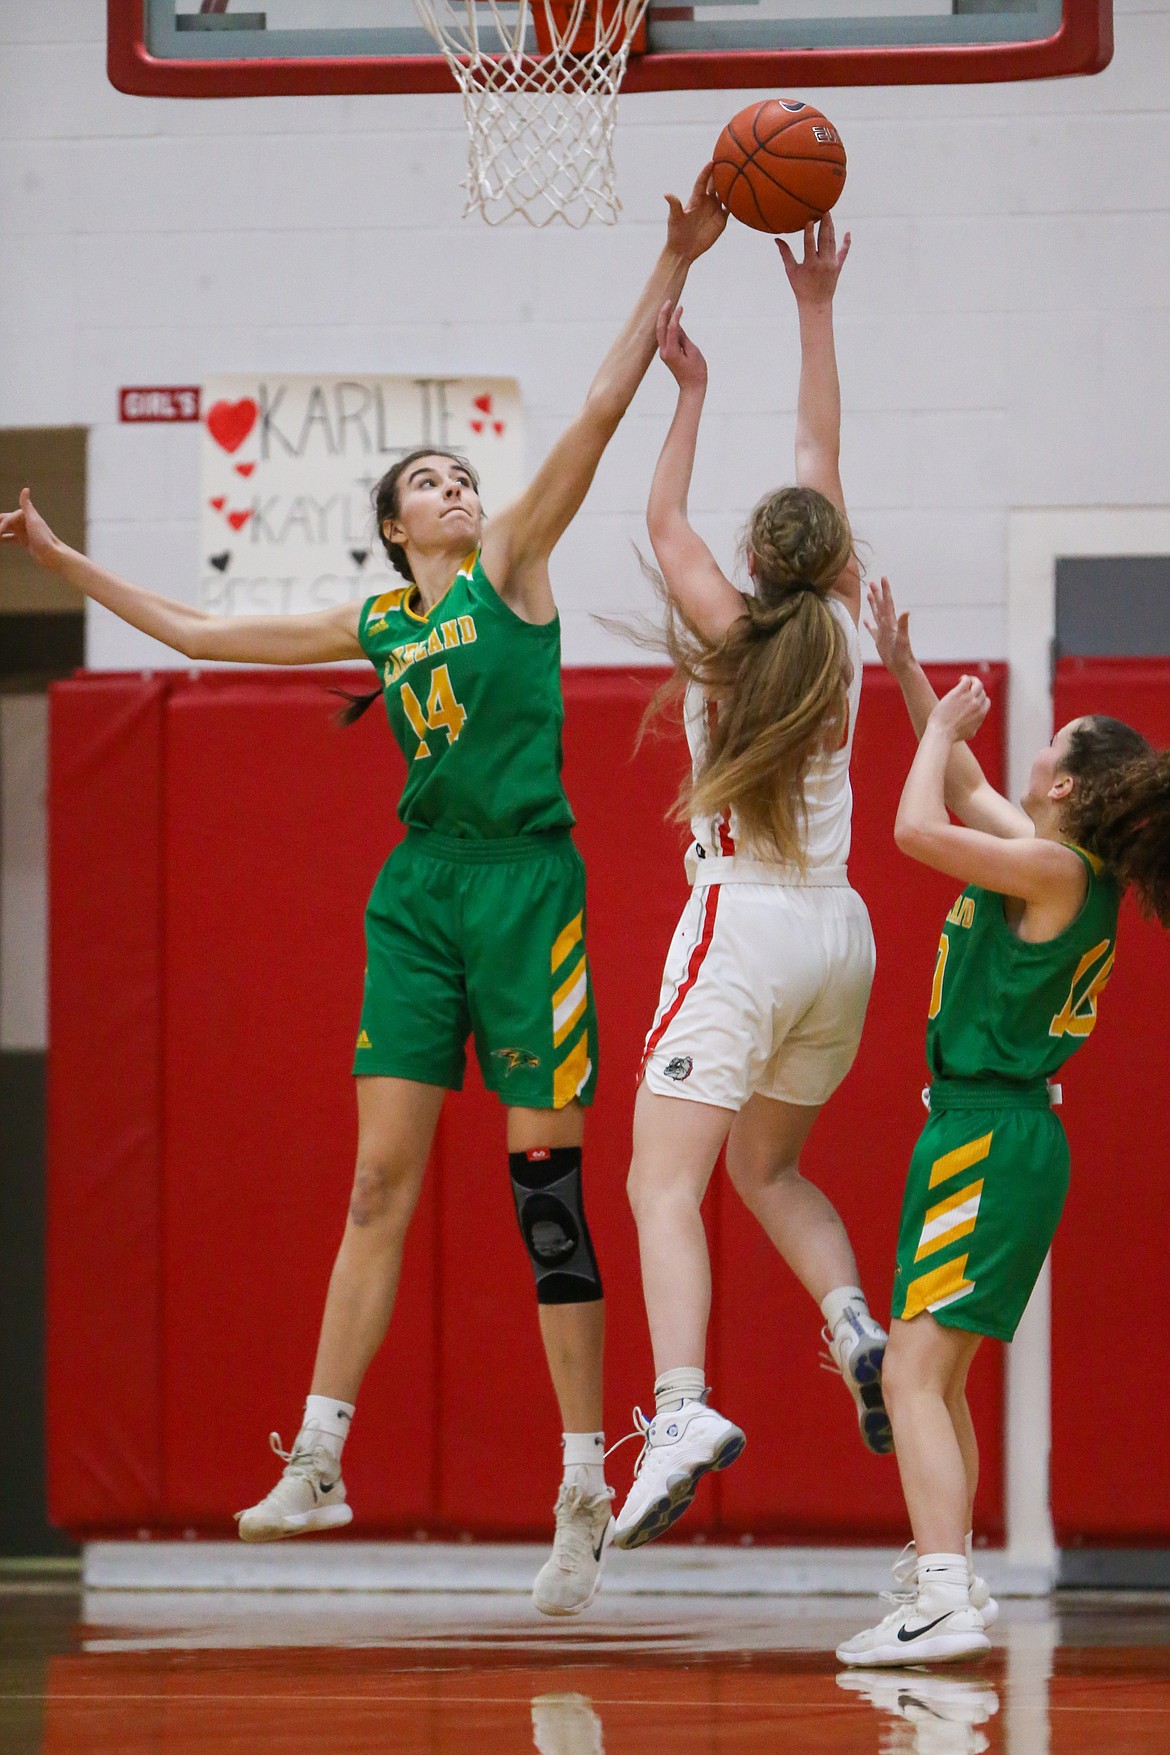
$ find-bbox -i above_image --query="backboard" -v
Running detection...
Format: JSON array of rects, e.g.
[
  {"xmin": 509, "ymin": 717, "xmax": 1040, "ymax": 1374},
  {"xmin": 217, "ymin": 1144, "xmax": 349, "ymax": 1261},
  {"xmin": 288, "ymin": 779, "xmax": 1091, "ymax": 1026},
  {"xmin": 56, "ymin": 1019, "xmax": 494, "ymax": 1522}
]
[{"xmin": 109, "ymin": 0, "xmax": 1112, "ymax": 98}]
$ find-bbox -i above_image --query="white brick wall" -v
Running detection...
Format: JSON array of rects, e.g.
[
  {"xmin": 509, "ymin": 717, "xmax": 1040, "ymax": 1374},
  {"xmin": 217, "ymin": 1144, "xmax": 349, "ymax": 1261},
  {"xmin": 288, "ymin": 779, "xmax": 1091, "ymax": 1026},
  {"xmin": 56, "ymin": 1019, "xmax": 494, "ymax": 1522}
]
[{"xmin": 1, "ymin": 0, "xmax": 1168, "ymax": 669}]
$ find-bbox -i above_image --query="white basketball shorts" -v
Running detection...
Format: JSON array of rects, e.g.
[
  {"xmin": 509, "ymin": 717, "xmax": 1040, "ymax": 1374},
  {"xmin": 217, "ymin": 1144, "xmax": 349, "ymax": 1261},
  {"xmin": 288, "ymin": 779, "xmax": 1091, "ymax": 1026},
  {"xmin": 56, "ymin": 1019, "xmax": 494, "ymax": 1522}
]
[{"xmin": 640, "ymin": 881, "xmax": 876, "ymax": 1112}]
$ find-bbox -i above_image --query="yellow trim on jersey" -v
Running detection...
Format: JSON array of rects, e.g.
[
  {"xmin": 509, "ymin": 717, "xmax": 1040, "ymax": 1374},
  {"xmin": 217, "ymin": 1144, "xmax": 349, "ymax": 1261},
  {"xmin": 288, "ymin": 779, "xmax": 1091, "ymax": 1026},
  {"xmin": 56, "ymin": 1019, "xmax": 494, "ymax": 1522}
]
[
  {"xmin": 553, "ymin": 1029, "xmax": 591, "ymax": 1110},
  {"xmin": 915, "ymin": 1179, "xmax": 984, "ymax": 1261},
  {"xmin": 928, "ymin": 1130, "xmax": 993, "ymax": 1189},
  {"xmin": 401, "ymin": 552, "xmax": 479, "ymax": 624},
  {"xmin": 901, "ymin": 1254, "xmax": 976, "ymax": 1322},
  {"xmin": 368, "ymin": 588, "xmax": 410, "ymax": 617},
  {"xmin": 551, "ymin": 910, "xmax": 584, "ymax": 976}
]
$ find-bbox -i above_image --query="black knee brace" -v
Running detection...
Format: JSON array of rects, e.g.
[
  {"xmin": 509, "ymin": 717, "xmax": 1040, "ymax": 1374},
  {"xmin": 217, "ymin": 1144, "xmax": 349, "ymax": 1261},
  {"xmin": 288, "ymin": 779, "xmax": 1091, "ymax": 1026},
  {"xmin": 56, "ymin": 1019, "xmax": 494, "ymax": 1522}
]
[{"xmin": 508, "ymin": 1146, "xmax": 603, "ymax": 1305}]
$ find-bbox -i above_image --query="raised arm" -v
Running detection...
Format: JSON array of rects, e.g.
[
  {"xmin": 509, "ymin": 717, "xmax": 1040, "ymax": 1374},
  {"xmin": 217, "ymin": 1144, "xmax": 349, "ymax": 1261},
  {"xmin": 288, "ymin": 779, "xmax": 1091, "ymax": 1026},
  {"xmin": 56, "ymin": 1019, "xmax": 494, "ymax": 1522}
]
[
  {"xmin": 867, "ymin": 575, "xmax": 1032, "ymax": 839},
  {"xmin": 480, "ymin": 165, "xmax": 728, "ymax": 618},
  {"xmin": 645, "ymin": 302, "xmax": 744, "ymax": 644},
  {"xmin": 896, "ymin": 678, "xmax": 1085, "ymax": 912},
  {"xmin": 1, "ymin": 490, "xmax": 363, "ymax": 665},
  {"xmin": 776, "ymin": 214, "xmax": 859, "ymax": 621}
]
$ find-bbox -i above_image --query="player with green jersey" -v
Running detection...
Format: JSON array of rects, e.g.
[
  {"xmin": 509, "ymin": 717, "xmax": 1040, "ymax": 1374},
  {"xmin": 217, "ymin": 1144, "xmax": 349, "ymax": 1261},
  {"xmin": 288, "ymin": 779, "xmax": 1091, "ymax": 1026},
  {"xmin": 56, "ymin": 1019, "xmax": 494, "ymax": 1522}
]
[
  {"xmin": 837, "ymin": 579, "xmax": 1170, "ymax": 1670},
  {"xmin": 1, "ymin": 167, "xmax": 729, "ymax": 1618}
]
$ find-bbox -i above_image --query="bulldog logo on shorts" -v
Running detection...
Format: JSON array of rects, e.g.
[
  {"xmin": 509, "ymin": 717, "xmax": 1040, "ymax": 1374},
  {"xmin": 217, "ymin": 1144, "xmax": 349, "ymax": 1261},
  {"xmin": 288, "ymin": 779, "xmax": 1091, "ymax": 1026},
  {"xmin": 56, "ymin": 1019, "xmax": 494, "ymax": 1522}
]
[{"xmin": 663, "ymin": 1055, "xmax": 694, "ymax": 1081}]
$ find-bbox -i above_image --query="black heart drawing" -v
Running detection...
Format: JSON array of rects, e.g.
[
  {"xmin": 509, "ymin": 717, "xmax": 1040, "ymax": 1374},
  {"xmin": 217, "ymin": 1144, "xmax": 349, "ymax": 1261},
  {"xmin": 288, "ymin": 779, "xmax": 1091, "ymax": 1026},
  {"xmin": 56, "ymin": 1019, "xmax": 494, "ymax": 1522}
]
[
  {"xmin": 350, "ymin": 549, "xmax": 369, "ymax": 569},
  {"xmin": 209, "ymin": 551, "xmax": 232, "ymax": 573}
]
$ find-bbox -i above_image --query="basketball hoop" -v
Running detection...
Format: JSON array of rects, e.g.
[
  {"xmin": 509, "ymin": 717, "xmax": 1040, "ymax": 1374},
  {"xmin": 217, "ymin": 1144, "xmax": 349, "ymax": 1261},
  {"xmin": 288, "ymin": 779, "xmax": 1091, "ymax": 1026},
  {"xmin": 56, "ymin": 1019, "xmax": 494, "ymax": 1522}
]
[{"xmin": 412, "ymin": 0, "xmax": 650, "ymax": 227}]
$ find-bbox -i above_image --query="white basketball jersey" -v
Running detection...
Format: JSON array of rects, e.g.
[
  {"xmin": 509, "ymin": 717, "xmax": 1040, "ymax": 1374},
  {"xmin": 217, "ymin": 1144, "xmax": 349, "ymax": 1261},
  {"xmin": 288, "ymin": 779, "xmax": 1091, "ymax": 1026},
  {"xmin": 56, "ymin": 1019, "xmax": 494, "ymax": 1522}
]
[{"xmin": 685, "ymin": 597, "xmax": 861, "ymax": 881}]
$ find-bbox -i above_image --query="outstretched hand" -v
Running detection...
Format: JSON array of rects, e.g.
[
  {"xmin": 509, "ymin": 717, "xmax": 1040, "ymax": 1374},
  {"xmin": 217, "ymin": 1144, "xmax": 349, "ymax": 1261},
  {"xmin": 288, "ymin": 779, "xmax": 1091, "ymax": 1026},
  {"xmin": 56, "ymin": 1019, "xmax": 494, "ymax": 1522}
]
[
  {"xmin": 656, "ymin": 300, "xmax": 708, "ymax": 391},
  {"xmin": 864, "ymin": 576, "xmax": 914, "ymax": 676},
  {"xmin": 931, "ymin": 675, "xmax": 991, "ymax": 744},
  {"xmin": 665, "ymin": 162, "xmax": 729, "ymax": 264},
  {"xmin": 776, "ymin": 212, "xmax": 851, "ymax": 307},
  {"xmin": 0, "ymin": 489, "xmax": 61, "ymax": 569}
]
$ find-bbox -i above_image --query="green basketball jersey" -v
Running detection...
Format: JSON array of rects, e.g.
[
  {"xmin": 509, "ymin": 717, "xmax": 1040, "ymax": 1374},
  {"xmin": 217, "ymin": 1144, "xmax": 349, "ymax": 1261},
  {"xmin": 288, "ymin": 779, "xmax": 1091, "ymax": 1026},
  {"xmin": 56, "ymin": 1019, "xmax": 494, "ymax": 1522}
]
[
  {"xmin": 358, "ymin": 552, "xmax": 575, "ymax": 840},
  {"xmin": 926, "ymin": 846, "xmax": 1120, "ymax": 1083}
]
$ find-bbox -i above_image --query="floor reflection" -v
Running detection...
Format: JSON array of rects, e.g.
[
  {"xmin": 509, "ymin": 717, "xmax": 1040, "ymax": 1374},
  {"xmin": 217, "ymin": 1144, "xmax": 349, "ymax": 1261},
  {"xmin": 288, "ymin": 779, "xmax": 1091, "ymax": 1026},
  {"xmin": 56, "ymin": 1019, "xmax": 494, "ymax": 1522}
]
[{"xmin": 2, "ymin": 1587, "xmax": 1168, "ymax": 1755}]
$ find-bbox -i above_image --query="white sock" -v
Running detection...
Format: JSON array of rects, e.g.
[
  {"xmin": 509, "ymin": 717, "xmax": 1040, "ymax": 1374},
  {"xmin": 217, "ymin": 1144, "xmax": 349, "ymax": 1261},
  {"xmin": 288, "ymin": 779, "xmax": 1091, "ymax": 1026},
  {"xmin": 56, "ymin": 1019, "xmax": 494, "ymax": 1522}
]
[
  {"xmin": 917, "ymin": 1552, "xmax": 970, "ymax": 1604},
  {"xmin": 820, "ymin": 1285, "xmax": 868, "ymax": 1332},
  {"xmin": 654, "ymin": 1366, "xmax": 708, "ymax": 1413},
  {"xmin": 297, "ymin": 1394, "xmax": 355, "ymax": 1464},
  {"xmin": 562, "ymin": 1431, "xmax": 607, "ymax": 1497}
]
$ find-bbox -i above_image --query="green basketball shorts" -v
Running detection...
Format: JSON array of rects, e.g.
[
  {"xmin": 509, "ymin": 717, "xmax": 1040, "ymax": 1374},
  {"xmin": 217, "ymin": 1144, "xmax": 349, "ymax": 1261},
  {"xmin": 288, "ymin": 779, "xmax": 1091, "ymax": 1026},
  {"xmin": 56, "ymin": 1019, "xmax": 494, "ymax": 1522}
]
[
  {"xmin": 353, "ymin": 828, "xmax": 598, "ymax": 1111},
  {"xmin": 891, "ymin": 1079, "xmax": 1069, "ymax": 1342}
]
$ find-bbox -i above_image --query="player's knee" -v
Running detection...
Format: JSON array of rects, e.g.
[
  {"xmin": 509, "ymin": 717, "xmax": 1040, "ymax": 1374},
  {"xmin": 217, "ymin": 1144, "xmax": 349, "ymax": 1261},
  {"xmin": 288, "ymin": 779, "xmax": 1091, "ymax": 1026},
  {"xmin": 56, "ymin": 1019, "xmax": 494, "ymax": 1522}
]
[
  {"xmin": 877, "ymin": 1329, "xmax": 916, "ymax": 1415},
  {"xmin": 510, "ymin": 1146, "xmax": 603, "ymax": 1305},
  {"xmin": 347, "ymin": 1154, "xmax": 418, "ymax": 1230},
  {"xmin": 727, "ymin": 1149, "xmax": 800, "ymax": 1203}
]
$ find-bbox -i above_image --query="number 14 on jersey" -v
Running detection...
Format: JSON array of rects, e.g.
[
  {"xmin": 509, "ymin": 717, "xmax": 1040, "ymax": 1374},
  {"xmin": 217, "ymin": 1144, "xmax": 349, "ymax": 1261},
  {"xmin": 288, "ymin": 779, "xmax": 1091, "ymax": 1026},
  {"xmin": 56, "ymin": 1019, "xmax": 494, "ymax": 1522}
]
[{"xmin": 400, "ymin": 664, "xmax": 468, "ymax": 760}]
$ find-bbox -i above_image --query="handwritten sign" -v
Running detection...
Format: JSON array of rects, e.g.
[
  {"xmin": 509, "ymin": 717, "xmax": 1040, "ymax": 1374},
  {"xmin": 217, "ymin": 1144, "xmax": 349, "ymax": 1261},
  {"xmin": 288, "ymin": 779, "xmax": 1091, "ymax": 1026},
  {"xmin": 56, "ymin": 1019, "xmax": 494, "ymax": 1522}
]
[{"xmin": 199, "ymin": 374, "xmax": 525, "ymax": 616}]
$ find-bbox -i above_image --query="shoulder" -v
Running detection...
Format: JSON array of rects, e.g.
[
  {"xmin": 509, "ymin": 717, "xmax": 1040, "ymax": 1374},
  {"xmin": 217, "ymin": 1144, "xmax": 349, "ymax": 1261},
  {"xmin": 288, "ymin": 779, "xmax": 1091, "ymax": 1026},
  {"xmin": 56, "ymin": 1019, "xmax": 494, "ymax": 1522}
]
[{"xmin": 359, "ymin": 586, "xmax": 413, "ymax": 645}]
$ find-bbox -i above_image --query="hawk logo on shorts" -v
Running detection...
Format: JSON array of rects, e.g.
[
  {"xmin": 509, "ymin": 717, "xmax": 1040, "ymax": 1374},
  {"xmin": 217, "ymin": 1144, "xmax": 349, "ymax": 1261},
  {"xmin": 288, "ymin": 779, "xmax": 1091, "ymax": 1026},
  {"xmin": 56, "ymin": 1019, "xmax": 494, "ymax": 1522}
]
[
  {"xmin": 494, "ymin": 1047, "xmax": 542, "ymax": 1072},
  {"xmin": 663, "ymin": 1055, "xmax": 694, "ymax": 1082}
]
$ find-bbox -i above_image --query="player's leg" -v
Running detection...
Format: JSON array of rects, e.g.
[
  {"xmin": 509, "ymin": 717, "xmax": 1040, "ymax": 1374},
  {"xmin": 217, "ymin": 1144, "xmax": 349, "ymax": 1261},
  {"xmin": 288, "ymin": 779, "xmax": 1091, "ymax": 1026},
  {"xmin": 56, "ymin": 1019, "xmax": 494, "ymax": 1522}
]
[
  {"xmin": 729, "ymin": 887, "xmax": 890, "ymax": 1451},
  {"xmin": 725, "ymin": 1092, "xmax": 891, "ymax": 1454},
  {"xmin": 237, "ymin": 1076, "xmax": 446, "ymax": 1542},
  {"xmin": 311, "ymin": 1075, "xmax": 448, "ymax": 1401},
  {"xmin": 942, "ymin": 1350, "xmax": 997, "ymax": 1625},
  {"xmin": 837, "ymin": 1315, "xmax": 989, "ymax": 1667},
  {"xmin": 466, "ymin": 838, "xmax": 612, "ymax": 1614},
  {"xmin": 614, "ymin": 1085, "xmax": 746, "ymax": 1550},
  {"xmin": 237, "ymin": 839, "xmax": 467, "ymax": 1542}
]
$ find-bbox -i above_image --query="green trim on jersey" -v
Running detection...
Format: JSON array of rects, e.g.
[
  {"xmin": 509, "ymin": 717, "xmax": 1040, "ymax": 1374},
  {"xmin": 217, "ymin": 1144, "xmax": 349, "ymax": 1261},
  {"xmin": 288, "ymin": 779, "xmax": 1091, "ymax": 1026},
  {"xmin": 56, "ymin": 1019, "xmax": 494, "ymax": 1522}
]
[
  {"xmin": 925, "ymin": 845, "xmax": 1120, "ymax": 1085},
  {"xmin": 358, "ymin": 553, "xmax": 575, "ymax": 840}
]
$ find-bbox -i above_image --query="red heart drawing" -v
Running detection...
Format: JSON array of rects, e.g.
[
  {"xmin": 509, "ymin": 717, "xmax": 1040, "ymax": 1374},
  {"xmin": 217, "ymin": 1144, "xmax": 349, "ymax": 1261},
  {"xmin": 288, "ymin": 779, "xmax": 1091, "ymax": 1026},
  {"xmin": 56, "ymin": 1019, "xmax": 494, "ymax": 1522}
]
[
  {"xmin": 209, "ymin": 496, "xmax": 226, "ymax": 512},
  {"xmin": 235, "ymin": 462, "xmax": 256, "ymax": 478},
  {"xmin": 493, "ymin": 421, "xmax": 505, "ymax": 436},
  {"xmin": 470, "ymin": 420, "xmax": 484, "ymax": 435},
  {"xmin": 226, "ymin": 509, "xmax": 252, "ymax": 531},
  {"xmin": 473, "ymin": 393, "xmax": 493, "ymax": 415},
  {"xmin": 206, "ymin": 398, "xmax": 258, "ymax": 455}
]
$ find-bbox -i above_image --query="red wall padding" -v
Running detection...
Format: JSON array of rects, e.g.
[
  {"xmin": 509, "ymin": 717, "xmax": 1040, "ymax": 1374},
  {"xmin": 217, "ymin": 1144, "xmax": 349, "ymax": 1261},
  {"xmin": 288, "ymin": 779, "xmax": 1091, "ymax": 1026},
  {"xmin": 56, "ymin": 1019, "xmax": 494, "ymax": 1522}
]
[
  {"xmin": 46, "ymin": 677, "xmax": 168, "ymax": 1526},
  {"xmin": 1050, "ymin": 659, "xmax": 1170, "ymax": 1547},
  {"xmin": 48, "ymin": 663, "xmax": 1007, "ymax": 1541}
]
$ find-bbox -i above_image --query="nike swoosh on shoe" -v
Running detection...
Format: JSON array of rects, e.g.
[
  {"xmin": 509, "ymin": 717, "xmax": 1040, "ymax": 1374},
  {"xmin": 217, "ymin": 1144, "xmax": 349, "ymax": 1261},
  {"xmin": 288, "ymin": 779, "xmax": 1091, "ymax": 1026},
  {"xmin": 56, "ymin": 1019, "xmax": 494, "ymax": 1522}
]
[{"xmin": 896, "ymin": 1612, "xmax": 956, "ymax": 1643}]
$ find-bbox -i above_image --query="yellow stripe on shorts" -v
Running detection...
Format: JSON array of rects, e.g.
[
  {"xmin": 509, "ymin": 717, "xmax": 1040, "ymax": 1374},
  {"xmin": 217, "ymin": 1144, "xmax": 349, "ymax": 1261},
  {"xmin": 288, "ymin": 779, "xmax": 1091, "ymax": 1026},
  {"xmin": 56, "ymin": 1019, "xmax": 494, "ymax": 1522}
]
[
  {"xmin": 553, "ymin": 1030, "xmax": 591, "ymax": 1110},
  {"xmin": 552, "ymin": 955, "xmax": 588, "ymax": 1049},
  {"xmin": 551, "ymin": 910, "xmax": 583, "ymax": 976},
  {"xmin": 915, "ymin": 1179, "xmax": 985, "ymax": 1261},
  {"xmin": 928, "ymin": 1130, "xmax": 993, "ymax": 1189},
  {"xmin": 901, "ymin": 1254, "xmax": 976, "ymax": 1322}
]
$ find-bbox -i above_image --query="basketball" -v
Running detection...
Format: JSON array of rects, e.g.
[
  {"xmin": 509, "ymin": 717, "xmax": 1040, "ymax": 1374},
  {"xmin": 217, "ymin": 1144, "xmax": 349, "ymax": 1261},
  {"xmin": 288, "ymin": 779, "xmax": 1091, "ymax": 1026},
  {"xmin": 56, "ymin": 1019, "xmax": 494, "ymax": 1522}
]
[{"xmin": 712, "ymin": 99, "xmax": 847, "ymax": 235}]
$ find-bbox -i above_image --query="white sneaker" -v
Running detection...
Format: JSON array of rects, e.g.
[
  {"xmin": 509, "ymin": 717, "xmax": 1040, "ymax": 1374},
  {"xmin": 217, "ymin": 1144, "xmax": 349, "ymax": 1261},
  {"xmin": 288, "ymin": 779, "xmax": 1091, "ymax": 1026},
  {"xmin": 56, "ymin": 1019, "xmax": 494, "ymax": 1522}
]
[
  {"xmin": 836, "ymin": 1582, "xmax": 990, "ymax": 1668},
  {"xmin": 892, "ymin": 1539, "xmax": 999, "ymax": 1631},
  {"xmin": 235, "ymin": 1432, "xmax": 353, "ymax": 1542},
  {"xmin": 968, "ymin": 1570, "xmax": 998, "ymax": 1629},
  {"xmin": 532, "ymin": 1483, "xmax": 615, "ymax": 1616},
  {"xmin": 836, "ymin": 1670, "xmax": 999, "ymax": 1753},
  {"xmin": 822, "ymin": 1305, "xmax": 893, "ymax": 1455},
  {"xmin": 612, "ymin": 1400, "xmax": 745, "ymax": 1550}
]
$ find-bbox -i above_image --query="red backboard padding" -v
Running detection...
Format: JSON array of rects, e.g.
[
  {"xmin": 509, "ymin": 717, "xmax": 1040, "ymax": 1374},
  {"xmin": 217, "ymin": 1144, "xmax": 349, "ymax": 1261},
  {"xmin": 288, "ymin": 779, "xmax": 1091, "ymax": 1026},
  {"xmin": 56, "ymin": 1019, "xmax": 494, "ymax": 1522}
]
[
  {"xmin": 48, "ymin": 662, "xmax": 1006, "ymax": 1540},
  {"xmin": 1050, "ymin": 659, "xmax": 1170, "ymax": 1547}
]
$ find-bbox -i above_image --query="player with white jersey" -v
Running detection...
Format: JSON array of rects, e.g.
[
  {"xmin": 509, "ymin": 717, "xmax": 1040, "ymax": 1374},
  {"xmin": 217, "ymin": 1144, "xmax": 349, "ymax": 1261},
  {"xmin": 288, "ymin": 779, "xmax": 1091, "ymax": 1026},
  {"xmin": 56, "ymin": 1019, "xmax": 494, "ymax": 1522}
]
[{"xmin": 615, "ymin": 218, "xmax": 890, "ymax": 1551}]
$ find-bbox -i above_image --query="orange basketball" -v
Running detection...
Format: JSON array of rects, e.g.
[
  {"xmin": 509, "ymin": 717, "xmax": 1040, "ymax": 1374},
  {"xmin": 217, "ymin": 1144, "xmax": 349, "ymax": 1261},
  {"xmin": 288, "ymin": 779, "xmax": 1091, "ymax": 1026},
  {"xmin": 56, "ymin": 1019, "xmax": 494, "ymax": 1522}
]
[{"xmin": 712, "ymin": 99, "xmax": 846, "ymax": 235}]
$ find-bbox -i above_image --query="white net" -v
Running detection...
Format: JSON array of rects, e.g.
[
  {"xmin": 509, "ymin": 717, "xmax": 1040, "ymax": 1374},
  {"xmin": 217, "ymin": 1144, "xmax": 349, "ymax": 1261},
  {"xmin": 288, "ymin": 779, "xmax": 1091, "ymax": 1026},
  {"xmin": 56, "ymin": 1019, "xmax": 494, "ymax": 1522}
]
[{"xmin": 412, "ymin": 0, "xmax": 651, "ymax": 227}]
